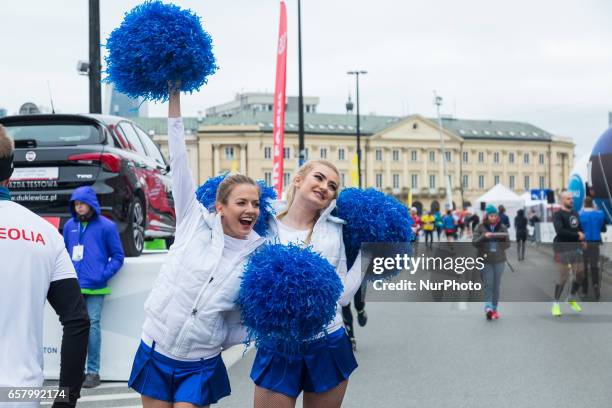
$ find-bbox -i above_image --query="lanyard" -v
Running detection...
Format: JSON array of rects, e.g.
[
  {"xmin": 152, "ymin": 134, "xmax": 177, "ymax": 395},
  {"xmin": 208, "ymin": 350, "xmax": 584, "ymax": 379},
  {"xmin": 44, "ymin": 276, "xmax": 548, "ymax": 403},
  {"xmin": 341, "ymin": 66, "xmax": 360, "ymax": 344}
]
[{"xmin": 78, "ymin": 223, "xmax": 88, "ymax": 244}]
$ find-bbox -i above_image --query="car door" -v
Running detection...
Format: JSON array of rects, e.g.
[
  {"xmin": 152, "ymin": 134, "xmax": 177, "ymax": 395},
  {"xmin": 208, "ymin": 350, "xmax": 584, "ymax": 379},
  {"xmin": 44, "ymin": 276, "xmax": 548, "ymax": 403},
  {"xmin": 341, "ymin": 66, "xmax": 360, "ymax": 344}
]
[{"xmin": 133, "ymin": 124, "xmax": 176, "ymax": 235}]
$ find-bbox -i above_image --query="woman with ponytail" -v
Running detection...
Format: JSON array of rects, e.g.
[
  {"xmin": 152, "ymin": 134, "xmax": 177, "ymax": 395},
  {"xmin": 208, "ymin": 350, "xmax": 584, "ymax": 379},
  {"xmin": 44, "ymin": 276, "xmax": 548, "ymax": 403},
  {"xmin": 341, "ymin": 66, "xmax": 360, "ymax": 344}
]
[
  {"xmin": 128, "ymin": 86, "xmax": 266, "ymax": 408},
  {"xmin": 250, "ymin": 159, "xmax": 363, "ymax": 408}
]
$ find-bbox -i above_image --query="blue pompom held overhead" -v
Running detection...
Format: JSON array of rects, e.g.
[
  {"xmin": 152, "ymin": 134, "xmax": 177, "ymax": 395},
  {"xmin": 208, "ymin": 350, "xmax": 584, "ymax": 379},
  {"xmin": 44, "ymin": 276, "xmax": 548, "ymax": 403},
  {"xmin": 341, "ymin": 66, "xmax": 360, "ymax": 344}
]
[
  {"xmin": 336, "ymin": 188, "xmax": 413, "ymax": 279},
  {"xmin": 238, "ymin": 243, "xmax": 343, "ymax": 354},
  {"xmin": 105, "ymin": 1, "xmax": 217, "ymax": 101},
  {"xmin": 194, "ymin": 174, "xmax": 277, "ymax": 237}
]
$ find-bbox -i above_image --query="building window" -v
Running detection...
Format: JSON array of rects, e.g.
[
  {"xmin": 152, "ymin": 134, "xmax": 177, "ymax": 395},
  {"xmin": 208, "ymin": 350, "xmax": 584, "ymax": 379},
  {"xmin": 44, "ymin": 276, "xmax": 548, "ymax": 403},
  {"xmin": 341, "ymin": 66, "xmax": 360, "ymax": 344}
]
[
  {"xmin": 393, "ymin": 173, "xmax": 400, "ymax": 189},
  {"xmin": 494, "ymin": 175, "xmax": 500, "ymax": 185},
  {"xmin": 429, "ymin": 174, "xmax": 436, "ymax": 189},
  {"xmin": 264, "ymin": 172, "xmax": 272, "ymax": 186},
  {"xmin": 539, "ymin": 175, "xmax": 545, "ymax": 189},
  {"xmin": 509, "ymin": 175, "xmax": 515, "ymax": 189},
  {"xmin": 411, "ymin": 174, "xmax": 418, "ymax": 188},
  {"xmin": 375, "ymin": 149, "xmax": 382, "ymax": 161},
  {"xmin": 411, "ymin": 150, "xmax": 418, "ymax": 162},
  {"xmin": 264, "ymin": 146, "xmax": 271, "ymax": 159},
  {"xmin": 341, "ymin": 173, "xmax": 346, "ymax": 187},
  {"xmin": 478, "ymin": 152, "xmax": 484, "ymax": 163},
  {"xmin": 444, "ymin": 151, "xmax": 452, "ymax": 163},
  {"xmin": 375, "ymin": 173, "xmax": 383, "ymax": 189},
  {"xmin": 392, "ymin": 149, "xmax": 400, "ymax": 161},
  {"xmin": 493, "ymin": 152, "xmax": 500, "ymax": 163},
  {"xmin": 284, "ymin": 147, "xmax": 291, "ymax": 159},
  {"xmin": 225, "ymin": 147, "xmax": 234, "ymax": 160},
  {"xmin": 478, "ymin": 175, "xmax": 485, "ymax": 189},
  {"xmin": 320, "ymin": 148, "xmax": 327, "ymax": 159},
  {"xmin": 524, "ymin": 153, "xmax": 529, "ymax": 164},
  {"xmin": 338, "ymin": 148, "xmax": 345, "ymax": 161},
  {"xmin": 524, "ymin": 175, "xmax": 530, "ymax": 190},
  {"xmin": 283, "ymin": 172, "xmax": 291, "ymax": 188},
  {"xmin": 463, "ymin": 152, "xmax": 468, "ymax": 163},
  {"xmin": 429, "ymin": 151, "xmax": 435, "ymax": 162},
  {"xmin": 509, "ymin": 152, "xmax": 515, "ymax": 164},
  {"xmin": 462, "ymin": 174, "xmax": 469, "ymax": 189},
  {"xmin": 539, "ymin": 154, "xmax": 545, "ymax": 165}
]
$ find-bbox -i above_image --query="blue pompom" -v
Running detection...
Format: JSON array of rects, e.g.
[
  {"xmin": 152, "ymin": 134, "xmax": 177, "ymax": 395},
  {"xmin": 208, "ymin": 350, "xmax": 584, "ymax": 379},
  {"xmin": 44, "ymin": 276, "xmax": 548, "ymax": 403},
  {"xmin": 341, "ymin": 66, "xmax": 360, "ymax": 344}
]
[
  {"xmin": 105, "ymin": 1, "xmax": 217, "ymax": 101},
  {"xmin": 336, "ymin": 188, "xmax": 413, "ymax": 278},
  {"xmin": 194, "ymin": 174, "xmax": 276, "ymax": 236},
  {"xmin": 238, "ymin": 243, "xmax": 343, "ymax": 353}
]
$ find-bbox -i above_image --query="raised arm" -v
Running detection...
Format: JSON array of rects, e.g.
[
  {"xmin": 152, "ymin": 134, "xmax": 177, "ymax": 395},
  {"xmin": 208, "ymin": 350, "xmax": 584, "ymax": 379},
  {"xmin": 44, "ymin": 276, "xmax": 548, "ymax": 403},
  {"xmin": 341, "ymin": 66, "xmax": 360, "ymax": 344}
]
[{"xmin": 168, "ymin": 86, "xmax": 199, "ymax": 226}]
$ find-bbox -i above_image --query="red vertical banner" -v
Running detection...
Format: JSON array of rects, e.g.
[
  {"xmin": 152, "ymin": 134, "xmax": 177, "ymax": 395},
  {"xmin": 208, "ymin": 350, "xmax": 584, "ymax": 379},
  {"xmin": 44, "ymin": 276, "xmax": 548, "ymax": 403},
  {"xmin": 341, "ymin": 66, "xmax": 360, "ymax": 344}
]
[{"xmin": 272, "ymin": 1, "xmax": 288, "ymax": 197}]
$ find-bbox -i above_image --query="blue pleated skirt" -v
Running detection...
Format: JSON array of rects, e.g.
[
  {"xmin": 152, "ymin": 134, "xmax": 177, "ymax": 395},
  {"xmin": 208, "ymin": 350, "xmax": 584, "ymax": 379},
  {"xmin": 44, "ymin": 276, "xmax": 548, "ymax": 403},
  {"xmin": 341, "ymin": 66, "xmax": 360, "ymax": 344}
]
[
  {"xmin": 128, "ymin": 341, "xmax": 231, "ymax": 406},
  {"xmin": 250, "ymin": 328, "xmax": 358, "ymax": 398}
]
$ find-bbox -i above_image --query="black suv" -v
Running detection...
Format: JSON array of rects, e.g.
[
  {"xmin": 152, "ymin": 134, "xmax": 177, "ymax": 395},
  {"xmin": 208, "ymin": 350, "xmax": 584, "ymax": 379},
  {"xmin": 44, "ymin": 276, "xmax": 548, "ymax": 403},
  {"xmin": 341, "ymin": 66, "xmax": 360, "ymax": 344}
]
[{"xmin": 0, "ymin": 114, "xmax": 176, "ymax": 256}]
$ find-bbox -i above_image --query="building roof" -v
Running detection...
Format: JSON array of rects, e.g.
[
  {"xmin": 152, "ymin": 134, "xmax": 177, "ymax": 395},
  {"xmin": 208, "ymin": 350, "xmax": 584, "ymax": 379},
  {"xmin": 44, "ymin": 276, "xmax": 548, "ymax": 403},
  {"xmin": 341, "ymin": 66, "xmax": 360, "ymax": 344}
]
[
  {"xmin": 435, "ymin": 117, "xmax": 553, "ymax": 141},
  {"xmin": 133, "ymin": 112, "xmax": 556, "ymax": 142}
]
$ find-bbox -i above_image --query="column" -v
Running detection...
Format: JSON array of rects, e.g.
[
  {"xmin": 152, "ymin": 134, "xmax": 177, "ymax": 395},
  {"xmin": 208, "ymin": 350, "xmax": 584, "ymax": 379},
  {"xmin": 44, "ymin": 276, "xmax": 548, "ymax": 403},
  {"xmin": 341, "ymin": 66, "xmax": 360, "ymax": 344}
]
[
  {"xmin": 213, "ymin": 144, "xmax": 220, "ymax": 175},
  {"xmin": 240, "ymin": 144, "xmax": 247, "ymax": 175}
]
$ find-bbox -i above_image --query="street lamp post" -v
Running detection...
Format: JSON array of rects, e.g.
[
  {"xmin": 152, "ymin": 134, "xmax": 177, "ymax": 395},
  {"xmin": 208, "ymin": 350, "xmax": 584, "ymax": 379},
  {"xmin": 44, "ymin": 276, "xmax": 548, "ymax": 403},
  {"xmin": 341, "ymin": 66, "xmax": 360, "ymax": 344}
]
[
  {"xmin": 297, "ymin": 0, "xmax": 306, "ymax": 166},
  {"xmin": 89, "ymin": 0, "xmax": 102, "ymax": 114},
  {"xmin": 347, "ymin": 70, "xmax": 367, "ymax": 188},
  {"xmin": 434, "ymin": 93, "xmax": 453, "ymax": 210}
]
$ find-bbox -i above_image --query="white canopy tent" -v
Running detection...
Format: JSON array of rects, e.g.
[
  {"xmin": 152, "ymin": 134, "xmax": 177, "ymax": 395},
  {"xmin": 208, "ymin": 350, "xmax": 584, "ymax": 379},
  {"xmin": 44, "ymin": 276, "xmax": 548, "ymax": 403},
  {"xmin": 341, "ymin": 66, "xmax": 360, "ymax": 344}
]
[{"xmin": 474, "ymin": 184, "xmax": 525, "ymax": 240}]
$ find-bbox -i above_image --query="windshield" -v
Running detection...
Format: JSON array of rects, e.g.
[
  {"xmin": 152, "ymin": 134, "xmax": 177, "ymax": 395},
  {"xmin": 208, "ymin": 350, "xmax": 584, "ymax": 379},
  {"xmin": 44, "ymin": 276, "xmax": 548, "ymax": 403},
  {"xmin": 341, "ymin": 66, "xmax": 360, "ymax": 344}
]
[{"xmin": 5, "ymin": 123, "xmax": 103, "ymax": 146}]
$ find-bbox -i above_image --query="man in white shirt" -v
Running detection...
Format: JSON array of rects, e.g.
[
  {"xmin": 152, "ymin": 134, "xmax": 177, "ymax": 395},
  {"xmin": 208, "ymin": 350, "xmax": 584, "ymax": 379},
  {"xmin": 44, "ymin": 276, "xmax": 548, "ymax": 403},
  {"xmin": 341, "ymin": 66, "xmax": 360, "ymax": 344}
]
[{"xmin": 0, "ymin": 125, "xmax": 90, "ymax": 407}]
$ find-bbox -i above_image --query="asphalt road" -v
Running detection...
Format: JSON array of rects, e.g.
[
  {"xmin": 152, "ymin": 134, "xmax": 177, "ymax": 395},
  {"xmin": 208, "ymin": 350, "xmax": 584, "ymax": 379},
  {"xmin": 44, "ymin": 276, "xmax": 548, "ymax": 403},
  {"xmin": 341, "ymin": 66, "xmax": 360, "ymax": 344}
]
[{"xmin": 45, "ymin": 240, "xmax": 612, "ymax": 407}]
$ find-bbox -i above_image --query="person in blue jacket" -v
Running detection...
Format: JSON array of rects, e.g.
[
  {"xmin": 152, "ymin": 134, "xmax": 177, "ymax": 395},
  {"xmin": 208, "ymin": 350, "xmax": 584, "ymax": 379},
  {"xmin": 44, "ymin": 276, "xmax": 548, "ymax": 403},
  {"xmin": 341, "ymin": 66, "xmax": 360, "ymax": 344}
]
[
  {"xmin": 63, "ymin": 186, "xmax": 125, "ymax": 388},
  {"xmin": 579, "ymin": 196, "xmax": 607, "ymax": 299}
]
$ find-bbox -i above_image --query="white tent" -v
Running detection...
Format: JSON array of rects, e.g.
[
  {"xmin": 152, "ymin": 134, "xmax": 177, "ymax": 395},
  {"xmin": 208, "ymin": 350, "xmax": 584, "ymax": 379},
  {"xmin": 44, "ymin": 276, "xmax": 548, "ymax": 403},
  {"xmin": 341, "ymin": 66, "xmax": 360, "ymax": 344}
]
[{"xmin": 475, "ymin": 184, "xmax": 525, "ymax": 240}]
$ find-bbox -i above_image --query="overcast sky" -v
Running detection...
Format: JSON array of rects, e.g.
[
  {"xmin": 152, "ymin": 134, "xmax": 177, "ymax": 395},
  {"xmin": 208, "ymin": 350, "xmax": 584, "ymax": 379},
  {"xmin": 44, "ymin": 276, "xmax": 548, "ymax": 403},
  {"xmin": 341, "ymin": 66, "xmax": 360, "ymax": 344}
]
[{"xmin": 3, "ymin": 0, "xmax": 612, "ymax": 157}]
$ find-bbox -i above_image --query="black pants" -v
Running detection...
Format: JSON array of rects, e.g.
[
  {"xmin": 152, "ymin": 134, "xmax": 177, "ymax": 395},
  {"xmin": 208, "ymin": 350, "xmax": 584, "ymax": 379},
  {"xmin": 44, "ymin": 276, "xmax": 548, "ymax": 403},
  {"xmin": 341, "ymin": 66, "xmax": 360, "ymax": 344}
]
[
  {"xmin": 424, "ymin": 230, "xmax": 434, "ymax": 247},
  {"xmin": 582, "ymin": 242, "xmax": 601, "ymax": 291},
  {"xmin": 516, "ymin": 235, "xmax": 526, "ymax": 260},
  {"xmin": 342, "ymin": 286, "xmax": 366, "ymax": 339}
]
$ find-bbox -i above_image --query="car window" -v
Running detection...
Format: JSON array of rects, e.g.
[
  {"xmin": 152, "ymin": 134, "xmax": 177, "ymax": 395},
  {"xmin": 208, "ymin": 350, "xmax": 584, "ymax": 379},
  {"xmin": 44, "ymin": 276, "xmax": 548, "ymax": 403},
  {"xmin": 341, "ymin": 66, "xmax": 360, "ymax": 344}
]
[
  {"xmin": 135, "ymin": 126, "xmax": 166, "ymax": 165},
  {"xmin": 4, "ymin": 123, "xmax": 102, "ymax": 146},
  {"xmin": 118, "ymin": 122, "xmax": 147, "ymax": 156}
]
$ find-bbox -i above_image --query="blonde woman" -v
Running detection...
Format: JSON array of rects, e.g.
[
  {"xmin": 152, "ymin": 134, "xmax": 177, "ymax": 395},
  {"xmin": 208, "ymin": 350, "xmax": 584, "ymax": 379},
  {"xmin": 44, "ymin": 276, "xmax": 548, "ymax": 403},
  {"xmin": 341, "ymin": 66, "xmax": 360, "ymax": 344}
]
[
  {"xmin": 128, "ymin": 87, "xmax": 266, "ymax": 408},
  {"xmin": 251, "ymin": 159, "xmax": 363, "ymax": 408}
]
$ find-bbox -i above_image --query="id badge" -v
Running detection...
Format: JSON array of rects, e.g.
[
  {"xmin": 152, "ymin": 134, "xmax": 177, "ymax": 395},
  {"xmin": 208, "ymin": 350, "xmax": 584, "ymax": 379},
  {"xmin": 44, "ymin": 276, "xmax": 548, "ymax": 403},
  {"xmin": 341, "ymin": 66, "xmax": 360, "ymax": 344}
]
[{"xmin": 72, "ymin": 245, "xmax": 84, "ymax": 261}]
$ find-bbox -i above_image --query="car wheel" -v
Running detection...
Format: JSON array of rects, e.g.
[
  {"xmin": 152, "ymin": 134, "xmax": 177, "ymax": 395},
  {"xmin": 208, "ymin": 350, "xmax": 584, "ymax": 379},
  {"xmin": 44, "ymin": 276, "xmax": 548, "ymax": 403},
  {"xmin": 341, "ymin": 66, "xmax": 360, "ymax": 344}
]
[{"xmin": 122, "ymin": 197, "xmax": 145, "ymax": 257}]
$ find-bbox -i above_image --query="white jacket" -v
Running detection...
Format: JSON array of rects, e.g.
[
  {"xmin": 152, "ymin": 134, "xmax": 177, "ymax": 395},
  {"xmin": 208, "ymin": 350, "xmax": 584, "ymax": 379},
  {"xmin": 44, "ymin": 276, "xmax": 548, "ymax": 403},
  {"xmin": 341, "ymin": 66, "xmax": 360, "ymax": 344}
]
[
  {"xmin": 268, "ymin": 200, "xmax": 363, "ymax": 335},
  {"xmin": 141, "ymin": 118, "xmax": 264, "ymax": 359}
]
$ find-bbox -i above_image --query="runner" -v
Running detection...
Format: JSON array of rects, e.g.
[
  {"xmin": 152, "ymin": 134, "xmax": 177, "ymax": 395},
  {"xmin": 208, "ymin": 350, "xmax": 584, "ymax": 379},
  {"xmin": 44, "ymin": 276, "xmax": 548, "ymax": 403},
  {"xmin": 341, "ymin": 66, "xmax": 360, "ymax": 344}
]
[
  {"xmin": 442, "ymin": 210, "xmax": 457, "ymax": 242},
  {"xmin": 579, "ymin": 196, "xmax": 606, "ymax": 299},
  {"xmin": 421, "ymin": 210, "xmax": 435, "ymax": 249},
  {"xmin": 0, "ymin": 124, "xmax": 90, "ymax": 408},
  {"xmin": 551, "ymin": 191, "xmax": 585, "ymax": 317},
  {"xmin": 473, "ymin": 205, "xmax": 510, "ymax": 320},
  {"xmin": 128, "ymin": 87, "xmax": 266, "ymax": 408},
  {"xmin": 514, "ymin": 209, "xmax": 528, "ymax": 261}
]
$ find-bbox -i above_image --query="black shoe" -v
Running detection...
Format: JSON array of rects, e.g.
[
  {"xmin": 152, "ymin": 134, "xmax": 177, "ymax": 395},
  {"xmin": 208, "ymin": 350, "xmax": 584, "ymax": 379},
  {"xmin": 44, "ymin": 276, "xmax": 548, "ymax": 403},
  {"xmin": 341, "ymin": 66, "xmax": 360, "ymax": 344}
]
[
  {"xmin": 82, "ymin": 373, "xmax": 100, "ymax": 389},
  {"xmin": 357, "ymin": 309, "xmax": 368, "ymax": 327}
]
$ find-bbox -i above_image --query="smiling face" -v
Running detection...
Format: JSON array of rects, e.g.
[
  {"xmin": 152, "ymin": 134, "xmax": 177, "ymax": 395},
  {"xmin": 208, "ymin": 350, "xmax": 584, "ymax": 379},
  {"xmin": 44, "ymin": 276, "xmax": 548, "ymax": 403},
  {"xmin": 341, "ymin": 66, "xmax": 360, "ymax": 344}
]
[
  {"xmin": 293, "ymin": 163, "xmax": 339, "ymax": 210},
  {"xmin": 216, "ymin": 183, "xmax": 261, "ymax": 239}
]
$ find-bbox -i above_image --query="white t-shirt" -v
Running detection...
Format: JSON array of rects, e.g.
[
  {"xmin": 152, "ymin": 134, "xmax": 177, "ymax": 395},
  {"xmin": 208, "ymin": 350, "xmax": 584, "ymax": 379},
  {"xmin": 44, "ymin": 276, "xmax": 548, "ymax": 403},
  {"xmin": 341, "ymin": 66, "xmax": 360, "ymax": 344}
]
[
  {"xmin": 0, "ymin": 200, "xmax": 76, "ymax": 388},
  {"xmin": 276, "ymin": 220, "xmax": 310, "ymax": 246}
]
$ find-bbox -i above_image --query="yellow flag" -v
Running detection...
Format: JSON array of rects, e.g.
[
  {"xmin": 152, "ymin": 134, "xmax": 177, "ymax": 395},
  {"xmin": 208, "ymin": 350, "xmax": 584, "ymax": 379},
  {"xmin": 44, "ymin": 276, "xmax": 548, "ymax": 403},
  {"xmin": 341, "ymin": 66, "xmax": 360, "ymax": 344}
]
[
  {"xmin": 231, "ymin": 160, "xmax": 239, "ymax": 174},
  {"xmin": 350, "ymin": 153, "xmax": 359, "ymax": 187},
  {"xmin": 407, "ymin": 188, "xmax": 413, "ymax": 208}
]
